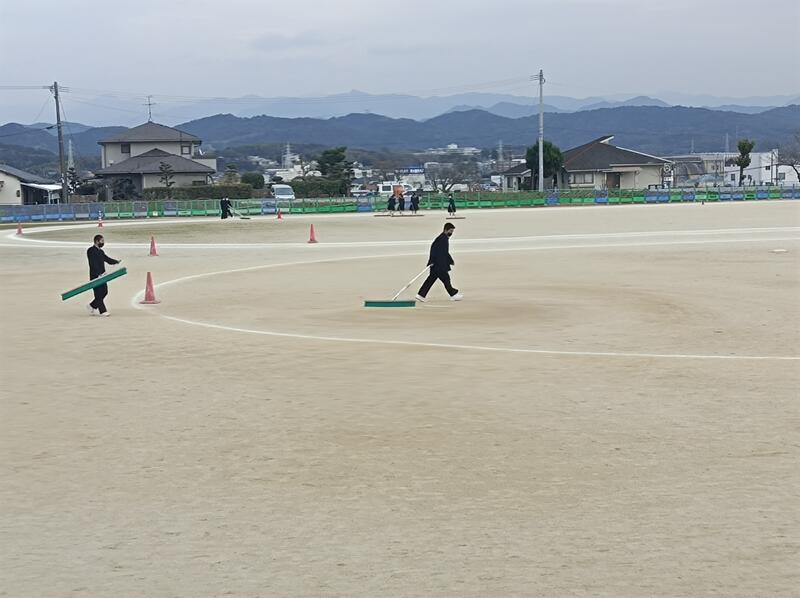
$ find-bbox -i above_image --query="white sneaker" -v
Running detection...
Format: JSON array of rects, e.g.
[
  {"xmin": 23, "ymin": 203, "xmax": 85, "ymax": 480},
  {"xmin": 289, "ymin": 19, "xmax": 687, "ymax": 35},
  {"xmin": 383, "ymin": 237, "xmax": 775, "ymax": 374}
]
[
  {"xmin": 450, "ymin": 293, "xmax": 464, "ymax": 301},
  {"xmin": 86, "ymin": 304, "xmax": 97, "ymax": 316},
  {"xmin": 415, "ymin": 294, "xmax": 427, "ymax": 302},
  {"xmin": 99, "ymin": 312, "xmax": 111, "ymax": 317}
]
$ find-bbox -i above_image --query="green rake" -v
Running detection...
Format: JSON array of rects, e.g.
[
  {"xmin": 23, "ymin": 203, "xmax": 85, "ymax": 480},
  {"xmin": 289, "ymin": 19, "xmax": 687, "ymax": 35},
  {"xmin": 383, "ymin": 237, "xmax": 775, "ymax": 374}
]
[{"xmin": 363, "ymin": 266, "xmax": 430, "ymax": 308}]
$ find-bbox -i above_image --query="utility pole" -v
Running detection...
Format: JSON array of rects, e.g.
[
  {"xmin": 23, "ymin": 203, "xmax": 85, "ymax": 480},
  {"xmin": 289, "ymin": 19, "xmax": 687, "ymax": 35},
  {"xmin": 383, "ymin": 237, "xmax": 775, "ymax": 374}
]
[
  {"xmin": 533, "ymin": 70, "xmax": 545, "ymax": 192},
  {"xmin": 50, "ymin": 82, "xmax": 68, "ymax": 204}
]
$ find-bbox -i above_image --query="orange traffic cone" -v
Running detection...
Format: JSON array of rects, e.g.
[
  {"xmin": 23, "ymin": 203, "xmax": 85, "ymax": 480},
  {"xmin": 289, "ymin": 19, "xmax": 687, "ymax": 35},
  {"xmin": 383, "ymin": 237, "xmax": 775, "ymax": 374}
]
[
  {"xmin": 16, "ymin": 222, "xmax": 23, "ymax": 236},
  {"xmin": 308, "ymin": 224, "xmax": 318, "ymax": 244},
  {"xmin": 149, "ymin": 236, "xmax": 158, "ymax": 257},
  {"xmin": 276, "ymin": 208, "xmax": 282, "ymax": 220},
  {"xmin": 139, "ymin": 272, "xmax": 161, "ymax": 304},
  {"xmin": 97, "ymin": 217, "xmax": 104, "ymax": 228}
]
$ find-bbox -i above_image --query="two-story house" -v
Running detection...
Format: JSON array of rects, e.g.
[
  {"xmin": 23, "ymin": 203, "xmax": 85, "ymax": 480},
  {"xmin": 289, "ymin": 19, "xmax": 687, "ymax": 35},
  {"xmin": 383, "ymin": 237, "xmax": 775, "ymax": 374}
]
[{"xmin": 95, "ymin": 121, "xmax": 218, "ymax": 198}]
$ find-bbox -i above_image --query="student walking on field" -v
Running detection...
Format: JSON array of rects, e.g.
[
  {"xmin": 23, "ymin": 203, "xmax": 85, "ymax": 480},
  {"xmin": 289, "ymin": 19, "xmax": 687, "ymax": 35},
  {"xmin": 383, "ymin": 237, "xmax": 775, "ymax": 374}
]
[
  {"xmin": 416, "ymin": 223, "xmax": 463, "ymax": 302},
  {"xmin": 86, "ymin": 234, "xmax": 122, "ymax": 316},
  {"xmin": 410, "ymin": 191, "xmax": 420, "ymax": 214},
  {"xmin": 447, "ymin": 193, "xmax": 457, "ymax": 216}
]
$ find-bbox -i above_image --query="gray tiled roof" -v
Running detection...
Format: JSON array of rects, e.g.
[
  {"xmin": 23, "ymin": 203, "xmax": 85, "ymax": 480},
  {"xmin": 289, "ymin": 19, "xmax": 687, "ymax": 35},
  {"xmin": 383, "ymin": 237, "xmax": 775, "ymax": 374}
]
[
  {"xmin": 99, "ymin": 121, "xmax": 200, "ymax": 144},
  {"xmin": 563, "ymin": 136, "xmax": 669, "ymax": 171},
  {"xmin": 95, "ymin": 149, "xmax": 214, "ymax": 175},
  {"xmin": 501, "ymin": 163, "xmax": 531, "ymax": 175},
  {"xmin": 0, "ymin": 163, "xmax": 52, "ymax": 184}
]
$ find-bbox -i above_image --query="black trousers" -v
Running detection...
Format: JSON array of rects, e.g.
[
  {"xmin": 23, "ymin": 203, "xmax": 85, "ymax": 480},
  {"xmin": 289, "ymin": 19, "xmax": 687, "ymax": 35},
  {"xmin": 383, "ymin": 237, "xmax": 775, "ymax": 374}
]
[
  {"xmin": 418, "ymin": 271, "xmax": 457, "ymax": 298},
  {"xmin": 90, "ymin": 283, "xmax": 109, "ymax": 314}
]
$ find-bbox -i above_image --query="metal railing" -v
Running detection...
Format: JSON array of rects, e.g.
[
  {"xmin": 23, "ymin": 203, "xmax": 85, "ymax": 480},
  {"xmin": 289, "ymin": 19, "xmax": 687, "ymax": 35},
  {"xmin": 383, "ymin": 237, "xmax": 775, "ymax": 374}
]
[{"xmin": 2, "ymin": 186, "xmax": 798, "ymax": 223}]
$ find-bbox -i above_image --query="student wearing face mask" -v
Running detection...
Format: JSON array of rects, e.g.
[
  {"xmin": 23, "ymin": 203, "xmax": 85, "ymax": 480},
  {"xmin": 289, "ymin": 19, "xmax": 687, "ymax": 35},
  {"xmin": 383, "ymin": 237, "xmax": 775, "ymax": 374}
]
[
  {"xmin": 86, "ymin": 234, "xmax": 122, "ymax": 317},
  {"xmin": 416, "ymin": 223, "xmax": 463, "ymax": 302}
]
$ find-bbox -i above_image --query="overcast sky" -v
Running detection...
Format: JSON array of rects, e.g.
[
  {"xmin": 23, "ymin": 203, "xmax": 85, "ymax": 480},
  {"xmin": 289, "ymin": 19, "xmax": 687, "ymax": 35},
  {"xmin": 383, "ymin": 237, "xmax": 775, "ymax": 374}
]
[{"xmin": 1, "ymin": 0, "xmax": 798, "ymax": 123}]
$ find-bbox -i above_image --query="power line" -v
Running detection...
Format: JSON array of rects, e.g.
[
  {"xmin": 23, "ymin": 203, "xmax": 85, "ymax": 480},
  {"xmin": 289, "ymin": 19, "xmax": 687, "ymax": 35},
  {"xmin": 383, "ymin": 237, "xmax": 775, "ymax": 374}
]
[{"xmin": 0, "ymin": 125, "xmax": 55, "ymax": 139}]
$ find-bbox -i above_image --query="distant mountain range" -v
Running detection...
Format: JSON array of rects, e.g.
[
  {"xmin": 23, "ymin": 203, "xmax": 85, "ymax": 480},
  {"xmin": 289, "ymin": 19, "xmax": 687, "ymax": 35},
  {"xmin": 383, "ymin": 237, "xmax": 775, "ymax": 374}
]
[
  {"xmin": 2, "ymin": 105, "xmax": 798, "ymax": 162},
  {"xmin": 3, "ymin": 89, "xmax": 798, "ymax": 128}
]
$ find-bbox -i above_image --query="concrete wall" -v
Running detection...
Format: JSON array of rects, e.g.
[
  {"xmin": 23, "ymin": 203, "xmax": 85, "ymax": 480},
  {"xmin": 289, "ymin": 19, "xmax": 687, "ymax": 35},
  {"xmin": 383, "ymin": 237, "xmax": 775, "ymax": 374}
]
[
  {"xmin": 0, "ymin": 172, "xmax": 22, "ymax": 204},
  {"xmin": 142, "ymin": 173, "xmax": 209, "ymax": 189}
]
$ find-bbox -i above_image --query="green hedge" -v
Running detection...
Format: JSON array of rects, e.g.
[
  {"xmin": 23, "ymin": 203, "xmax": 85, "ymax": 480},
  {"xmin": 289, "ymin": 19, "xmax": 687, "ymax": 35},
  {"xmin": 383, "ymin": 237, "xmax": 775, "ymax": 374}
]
[
  {"xmin": 143, "ymin": 184, "xmax": 253, "ymax": 200},
  {"xmin": 289, "ymin": 179, "xmax": 348, "ymax": 198}
]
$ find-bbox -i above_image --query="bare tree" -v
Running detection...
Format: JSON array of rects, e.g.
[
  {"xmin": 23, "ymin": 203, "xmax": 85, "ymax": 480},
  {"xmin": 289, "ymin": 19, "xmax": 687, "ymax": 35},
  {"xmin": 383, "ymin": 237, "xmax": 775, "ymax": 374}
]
[
  {"xmin": 427, "ymin": 160, "xmax": 478, "ymax": 192},
  {"xmin": 778, "ymin": 130, "xmax": 800, "ymax": 180}
]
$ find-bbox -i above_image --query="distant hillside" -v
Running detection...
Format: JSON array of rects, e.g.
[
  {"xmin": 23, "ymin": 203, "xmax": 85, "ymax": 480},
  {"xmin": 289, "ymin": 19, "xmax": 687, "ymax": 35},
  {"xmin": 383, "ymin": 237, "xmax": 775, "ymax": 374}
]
[
  {"xmin": 3, "ymin": 105, "xmax": 798, "ymax": 163},
  {"xmin": 580, "ymin": 96, "xmax": 671, "ymax": 110},
  {"xmin": 177, "ymin": 105, "xmax": 800, "ymax": 155}
]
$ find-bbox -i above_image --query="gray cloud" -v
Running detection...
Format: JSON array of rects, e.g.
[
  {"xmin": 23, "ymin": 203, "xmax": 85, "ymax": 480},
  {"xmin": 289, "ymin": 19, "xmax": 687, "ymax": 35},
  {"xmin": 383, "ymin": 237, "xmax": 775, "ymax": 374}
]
[{"xmin": 1, "ymin": 0, "xmax": 798, "ymax": 124}]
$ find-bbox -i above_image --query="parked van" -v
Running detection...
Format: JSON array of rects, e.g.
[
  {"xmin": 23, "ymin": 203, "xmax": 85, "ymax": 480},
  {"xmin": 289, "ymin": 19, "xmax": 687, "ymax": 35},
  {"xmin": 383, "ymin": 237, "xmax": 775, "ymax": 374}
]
[
  {"xmin": 376, "ymin": 182, "xmax": 413, "ymax": 197},
  {"xmin": 272, "ymin": 184, "xmax": 296, "ymax": 201}
]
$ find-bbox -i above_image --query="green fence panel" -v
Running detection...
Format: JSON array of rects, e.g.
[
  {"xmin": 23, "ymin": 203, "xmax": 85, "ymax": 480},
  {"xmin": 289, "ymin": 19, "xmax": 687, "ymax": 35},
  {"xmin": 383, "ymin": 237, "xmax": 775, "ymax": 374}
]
[
  {"xmin": 103, "ymin": 204, "xmax": 120, "ymax": 219},
  {"xmin": 115, "ymin": 201, "xmax": 134, "ymax": 218},
  {"xmin": 744, "ymin": 192, "xmax": 756, "ymax": 200},
  {"xmin": 532, "ymin": 198, "xmax": 545, "ymax": 206},
  {"xmin": 768, "ymin": 190, "xmax": 781, "ymax": 199},
  {"xmin": 669, "ymin": 193, "xmax": 682, "ymax": 202},
  {"xmin": 608, "ymin": 196, "xmax": 621, "ymax": 204},
  {"xmin": 632, "ymin": 195, "xmax": 645, "ymax": 203}
]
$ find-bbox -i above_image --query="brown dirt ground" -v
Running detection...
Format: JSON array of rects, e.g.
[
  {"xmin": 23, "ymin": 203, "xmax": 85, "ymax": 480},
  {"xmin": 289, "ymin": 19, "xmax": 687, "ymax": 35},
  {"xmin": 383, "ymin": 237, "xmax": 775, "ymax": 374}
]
[{"xmin": 1, "ymin": 201, "xmax": 799, "ymax": 597}]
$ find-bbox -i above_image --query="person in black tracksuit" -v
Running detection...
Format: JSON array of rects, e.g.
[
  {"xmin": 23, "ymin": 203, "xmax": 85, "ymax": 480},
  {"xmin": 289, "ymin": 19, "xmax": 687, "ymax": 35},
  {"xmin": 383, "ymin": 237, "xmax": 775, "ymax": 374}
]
[
  {"xmin": 410, "ymin": 191, "xmax": 420, "ymax": 214},
  {"xmin": 416, "ymin": 223, "xmax": 463, "ymax": 302},
  {"xmin": 220, "ymin": 197, "xmax": 233, "ymax": 219},
  {"xmin": 397, "ymin": 192, "xmax": 406, "ymax": 212},
  {"xmin": 87, "ymin": 234, "xmax": 121, "ymax": 316}
]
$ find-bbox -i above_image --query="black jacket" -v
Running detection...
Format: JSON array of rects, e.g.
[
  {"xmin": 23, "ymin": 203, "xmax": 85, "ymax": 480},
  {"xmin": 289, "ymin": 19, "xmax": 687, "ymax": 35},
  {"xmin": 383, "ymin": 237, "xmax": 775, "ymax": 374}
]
[
  {"xmin": 427, "ymin": 233, "xmax": 454, "ymax": 273},
  {"xmin": 87, "ymin": 245, "xmax": 119, "ymax": 279}
]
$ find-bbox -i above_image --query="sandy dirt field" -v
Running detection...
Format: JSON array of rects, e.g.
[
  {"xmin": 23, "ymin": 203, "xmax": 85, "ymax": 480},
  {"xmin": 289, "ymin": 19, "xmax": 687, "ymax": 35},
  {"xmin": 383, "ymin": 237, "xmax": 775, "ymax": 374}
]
[{"xmin": 1, "ymin": 201, "xmax": 799, "ymax": 597}]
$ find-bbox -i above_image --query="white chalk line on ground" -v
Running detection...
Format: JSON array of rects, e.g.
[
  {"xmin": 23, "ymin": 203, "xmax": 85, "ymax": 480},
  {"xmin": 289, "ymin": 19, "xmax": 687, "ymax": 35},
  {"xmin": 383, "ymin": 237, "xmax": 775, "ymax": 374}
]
[
  {"xmin": 129, "ymin": 241, "xmax": 800, "ymax": 361},
  {"xmin": 5, "ymin": 225, "xmax": 799, "ymax": 250}
]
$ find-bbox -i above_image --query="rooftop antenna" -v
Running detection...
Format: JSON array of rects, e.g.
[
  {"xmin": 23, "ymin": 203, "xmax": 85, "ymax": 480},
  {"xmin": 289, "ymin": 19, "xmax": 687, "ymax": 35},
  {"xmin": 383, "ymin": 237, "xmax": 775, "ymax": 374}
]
[{"xmin": 144, "ymin": 95, "xmax": 156, "ymax": 121}]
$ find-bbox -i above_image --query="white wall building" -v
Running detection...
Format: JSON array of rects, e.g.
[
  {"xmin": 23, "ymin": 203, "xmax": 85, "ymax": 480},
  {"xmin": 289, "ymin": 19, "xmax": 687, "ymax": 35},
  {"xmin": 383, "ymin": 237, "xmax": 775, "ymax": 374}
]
[{"xmin": 0, "ymin": 164, "xmax": 60, "ymax": 205}]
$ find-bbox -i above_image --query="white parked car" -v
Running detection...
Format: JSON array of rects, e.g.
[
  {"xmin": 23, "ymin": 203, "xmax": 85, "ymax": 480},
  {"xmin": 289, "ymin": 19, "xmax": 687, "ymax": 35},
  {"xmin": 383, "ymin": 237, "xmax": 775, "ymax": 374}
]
[{"xmin": 272, "ymin": 184, "xmax": 296, "ymax": 201}]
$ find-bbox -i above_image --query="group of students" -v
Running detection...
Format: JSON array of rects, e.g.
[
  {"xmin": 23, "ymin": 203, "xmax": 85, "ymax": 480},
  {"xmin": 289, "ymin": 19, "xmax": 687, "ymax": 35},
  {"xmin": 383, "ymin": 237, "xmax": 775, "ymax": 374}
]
[
  {"xmin": 386, "ymin": 190, "xmax": 421, "ymax": 214},
  {"xmin": 386, "ymin": 191, "xmax": 458, "ymax": 217}
]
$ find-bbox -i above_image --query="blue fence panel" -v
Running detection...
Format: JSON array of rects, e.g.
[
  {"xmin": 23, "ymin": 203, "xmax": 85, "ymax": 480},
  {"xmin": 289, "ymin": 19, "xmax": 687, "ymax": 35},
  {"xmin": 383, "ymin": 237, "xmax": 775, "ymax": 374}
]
[
  {"xmin": 73, "ymin": 203, "xmax": 90, "ymax": 220},
  {"xmin": 260, "ymin": 200, "xmax": 277, "ymax": 214},
  {"xmin": 594, "ymin": 196, "xmax": 609, "ymax": 204},
  {"xmin": 29, "ymin": 205, "xmax": 45, "ymax": 221},
  {"xmin": 545, "ymin": 197, "xmax": 559, "ymax": 206},
  {"xmin": 44, "ymin": 204, "xmax": 63, "ymax": 221},
  {"xmin": 732, "ymin": 191, "xmax": 744, "ymax": 200},
  {"xmin": 163, "ymin": 201, "xmax": 178, "ymax": 216},
  {"xmin": 719, "ymin": 192, "xmax": 732, "ymax": 200},
  {"xmin": 0, "ymin": 205, "xmax": 14, "ymax": 222},
  {"xmin": 133, "ymin": 201, "xmax": 149, "ymax": 218},
  {"xmin": 645, "ymin": 193, "xmax": 659, "ymax": 203},
  {"xmin": 682, "ymin": 192, "xmax": 696, "ymax": 201},
  {"xmin": 60, "ymin": 204, "xmax": 76, "ymax": 220},
  {"xmin": 88, "ymin": 203, "xmax": 104, "ymax": 219}
]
